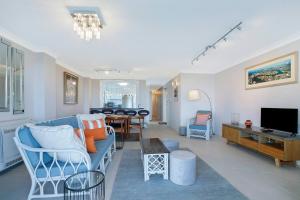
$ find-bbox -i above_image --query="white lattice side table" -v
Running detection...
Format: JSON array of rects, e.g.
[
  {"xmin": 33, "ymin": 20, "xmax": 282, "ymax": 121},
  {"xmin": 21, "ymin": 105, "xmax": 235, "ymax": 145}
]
[
  {"xmin": 143, "ymin": 153, "xmax": 168, "ymax": 181},
  {"xmin": 140, "ymin": 138, "xmax": 170, "ymax": 181}
]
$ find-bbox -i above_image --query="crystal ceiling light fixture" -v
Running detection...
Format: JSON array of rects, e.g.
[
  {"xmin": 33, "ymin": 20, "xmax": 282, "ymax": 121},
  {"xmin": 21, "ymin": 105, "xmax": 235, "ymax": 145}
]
[
  {"xmin": 68, "ymin": 7, "xmax": 104, "ymax": 41},
  {"xmin": 192, "ymin": 21, "xmax": 242, "ymax": 64}
]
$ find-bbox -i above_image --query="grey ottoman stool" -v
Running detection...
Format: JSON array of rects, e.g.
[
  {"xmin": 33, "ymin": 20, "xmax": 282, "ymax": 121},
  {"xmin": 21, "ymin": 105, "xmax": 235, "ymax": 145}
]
[
  {"xmin": 170, "ymin": 150, "xmax": 196, "ymax": 185},
  {"xmin": 162, "ymin": 139, "xmax": 179, "ymax": 152}
]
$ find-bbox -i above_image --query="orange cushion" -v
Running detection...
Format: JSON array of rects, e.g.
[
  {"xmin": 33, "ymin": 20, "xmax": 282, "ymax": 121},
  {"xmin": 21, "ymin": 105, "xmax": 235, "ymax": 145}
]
[
  {"xmin": 82, "ymin": 119, "xmax": 107, "ymax": 140},
  {"xmin": 84, "ymin": 131, "xmax": 97, "ymax": 153},
  {"xmin": 84, "ymin": 128, "xmax": 107, "ymax": 140},
  {"xmin": 195, "ymin": 114, "xmax": 209, "ymax": 125},
  {"xmin": 82, "ymin": 119, "xmax": 105, "ymax": 129}
]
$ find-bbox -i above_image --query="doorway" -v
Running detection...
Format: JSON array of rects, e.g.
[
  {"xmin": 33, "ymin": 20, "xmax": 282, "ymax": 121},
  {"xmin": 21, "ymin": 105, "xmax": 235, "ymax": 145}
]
[{"xmin": 151, "ymin": 89, "xmax": 162, "ymax": 121}]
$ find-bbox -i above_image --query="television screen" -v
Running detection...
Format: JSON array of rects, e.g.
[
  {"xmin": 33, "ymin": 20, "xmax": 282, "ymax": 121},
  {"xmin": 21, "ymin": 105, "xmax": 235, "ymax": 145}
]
[{"xmin": 261, "ymin": 108, "xmax": 298, "ymax": 133}]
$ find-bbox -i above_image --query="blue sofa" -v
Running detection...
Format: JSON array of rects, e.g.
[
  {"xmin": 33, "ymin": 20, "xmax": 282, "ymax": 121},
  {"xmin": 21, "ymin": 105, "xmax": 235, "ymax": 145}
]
[{"xmin": 14, "ymin": 115, "xmax": 116, "ymax": 200}]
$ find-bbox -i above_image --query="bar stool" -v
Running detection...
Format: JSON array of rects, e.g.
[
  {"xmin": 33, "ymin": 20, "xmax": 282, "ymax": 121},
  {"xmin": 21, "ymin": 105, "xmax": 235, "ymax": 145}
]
[
  {"xmin": 112, "ymin": 109, "xmax": 127, "ymax": 146},
  {"xmin": 114, "ymin": 109, "xmax": 126, "ymax": 115},
  {"xmin": 125, "ymin": 110, "xmax": 142, "ymax": 141},
  {"xmin": 90, "ymin": 109, "xmax": 101, "ymax": 114},
  {"xmin": 101, "ymin": 108, "xmax": 114, "ymax": 115},
  {"xmin": 138, "ymin": 109, "xmax": 150, "ymax": 128}
]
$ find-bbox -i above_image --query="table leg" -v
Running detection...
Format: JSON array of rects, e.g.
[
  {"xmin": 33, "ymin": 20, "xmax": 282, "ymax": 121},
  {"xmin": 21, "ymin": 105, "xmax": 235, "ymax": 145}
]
[
  {"xmin": 144, "ymin": 155, "xmax": 149, "ymax": 181},
  {"xmin": 163, "ymin": 153, "xmax": 169, "ymax": 180}
]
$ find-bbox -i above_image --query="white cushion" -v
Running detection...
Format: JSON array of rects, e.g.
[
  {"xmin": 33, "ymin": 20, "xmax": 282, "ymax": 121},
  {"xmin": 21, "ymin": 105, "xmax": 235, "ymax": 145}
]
[{"xmin": 27, "ymin": 124, "xmax": 87, "ymax": 163}]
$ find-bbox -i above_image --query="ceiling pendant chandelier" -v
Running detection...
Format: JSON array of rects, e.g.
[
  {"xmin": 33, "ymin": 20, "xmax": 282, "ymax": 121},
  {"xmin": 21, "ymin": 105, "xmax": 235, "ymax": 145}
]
[{"xmin": 68, "ymin": 7, "xmax": 103, "ymax": 41}]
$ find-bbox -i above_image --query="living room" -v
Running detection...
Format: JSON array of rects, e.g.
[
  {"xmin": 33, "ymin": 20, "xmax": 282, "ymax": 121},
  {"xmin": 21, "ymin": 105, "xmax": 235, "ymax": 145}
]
[{"xmin": 0, "ymin": 1, "xmax": 300, "ymax": 200}]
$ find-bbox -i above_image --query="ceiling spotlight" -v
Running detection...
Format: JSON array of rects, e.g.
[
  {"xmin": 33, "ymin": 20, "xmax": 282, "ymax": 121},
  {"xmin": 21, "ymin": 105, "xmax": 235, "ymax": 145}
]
[
  {"xmin": 104, "ymin": 70, "xmax": 109, "ymax": 75},
  {"xmin": 192, "ymin": 21, "xmax": 242, "ymax": 64},
  {"xmin": 118, "ymin": 82, "xmax": 128, "ymax": 86}
]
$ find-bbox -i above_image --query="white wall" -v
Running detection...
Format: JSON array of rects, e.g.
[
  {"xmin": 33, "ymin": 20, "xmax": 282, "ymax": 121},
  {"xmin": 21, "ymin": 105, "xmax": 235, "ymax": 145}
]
[
  {"xmin": 90, "ymin": 79, "xmax": 101, "ymax": 108},
  {"xmin": 215, "ymin": 39, "xmax": 300, "ymax": 135},
  {"xmin": 165, "ymin": 75, "xmax": 181, "ymax": 131},
  {"xmin": 180, "ymin": 73, "xmax": 215, "ymax": 128},
  {"xmin": 0, "ymin": 35, "xmax": 95, "ymax": 123}
]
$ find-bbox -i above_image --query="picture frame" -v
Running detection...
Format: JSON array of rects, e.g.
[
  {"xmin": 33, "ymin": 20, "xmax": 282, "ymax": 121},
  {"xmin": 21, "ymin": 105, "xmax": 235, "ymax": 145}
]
[
  {"xmin": 245, "ymin": 52, "xmax": 298, "ymax": 89},
  {"xmin": 64, "ymin": 72, "xmax": 78, "ymax": 104}
]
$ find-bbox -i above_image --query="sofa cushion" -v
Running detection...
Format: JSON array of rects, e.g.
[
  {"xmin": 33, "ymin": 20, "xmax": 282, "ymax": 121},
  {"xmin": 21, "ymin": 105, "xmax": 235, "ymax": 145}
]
[
  {"xmin": 17, "ymin": 126, "xmax": 52, "ymax": 167},
  {"xmin": 36, "ymin": 116, "xmax": 80, "ymax": 128},
  {"xmin": 195, "ymin": 114, "xmax": 209, "ymax": 125},
  {"xmin": 82, "ymin": 119, "xmax": 107, "ymax": 140},
  {"xmin": 35, "ymin": 160, "xmax": 88, "ymax": 178},
  {"xmin": 189, "ymin": 124, "xmax": 207, "ymax": 130},
  {"xmin": 27, "ymin": 124, "xmax": 87, "ymax": 163},
  {"xmin": 89, "ymin": 134, "xmax": 114, "ymax": 170}
]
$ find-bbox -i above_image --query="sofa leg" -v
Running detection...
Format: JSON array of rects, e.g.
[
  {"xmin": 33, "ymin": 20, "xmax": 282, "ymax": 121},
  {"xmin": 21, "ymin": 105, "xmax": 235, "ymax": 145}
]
[{"xmin": 28, "ymin": 179, "xmax": 36, "ymax": 200}]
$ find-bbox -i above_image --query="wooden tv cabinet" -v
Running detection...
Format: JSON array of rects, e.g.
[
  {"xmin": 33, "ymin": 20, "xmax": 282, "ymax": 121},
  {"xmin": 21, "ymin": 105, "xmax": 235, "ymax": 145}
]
[{"xmin": 222, "ymin": 123, "xmax": 300, "ymax": 167}]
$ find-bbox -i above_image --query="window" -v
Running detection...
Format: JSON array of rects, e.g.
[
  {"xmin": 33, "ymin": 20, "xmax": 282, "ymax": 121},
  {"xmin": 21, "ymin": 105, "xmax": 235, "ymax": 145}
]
[
  {"xmin": 12, "ymin": 48, "xmax": 24, "ymax": 114},
  {"xmin": 0, "ymin": 39, "xmax": 10, "ymax": 112},
  {"xmin": 0, "ymin": 37, "xmax": 25, "ymax": 114}
]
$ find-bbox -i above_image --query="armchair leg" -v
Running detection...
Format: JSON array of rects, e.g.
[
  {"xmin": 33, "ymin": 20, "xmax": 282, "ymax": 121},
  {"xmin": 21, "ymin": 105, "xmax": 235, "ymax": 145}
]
[
  {"xmin": 205, "ymin": 131, "xmax": 210, "ymax": 141},
  {"xmin": 186, "ymin": 128, "xmax": 190, "ymax": 138}
]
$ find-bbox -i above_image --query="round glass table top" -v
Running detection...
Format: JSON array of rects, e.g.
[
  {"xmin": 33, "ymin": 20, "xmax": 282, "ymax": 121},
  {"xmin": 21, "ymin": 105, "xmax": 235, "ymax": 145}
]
[{"xmin": 64, "ymin": 171, "xmax": 105, "ymax": 192}]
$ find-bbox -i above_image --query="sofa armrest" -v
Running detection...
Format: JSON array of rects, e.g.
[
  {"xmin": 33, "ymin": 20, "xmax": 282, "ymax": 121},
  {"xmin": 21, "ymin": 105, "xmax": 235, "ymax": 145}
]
[
  {"xmin": 14, "ymin": 137, "xmax": 91, "ymax": 170},
  {"xmin": 106, "ymin": 125, "xmax": 115, "ymax": 136}
]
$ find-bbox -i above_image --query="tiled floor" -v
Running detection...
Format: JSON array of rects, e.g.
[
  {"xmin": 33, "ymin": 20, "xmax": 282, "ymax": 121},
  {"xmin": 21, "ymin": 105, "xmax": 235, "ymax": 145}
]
[
  {"xmin": 1, "ymin": 125, "xmax": 300, "ymax": 200},
  {"xmin": 106, "ymin": 125, "xmax": 300, "ymax": 200}
]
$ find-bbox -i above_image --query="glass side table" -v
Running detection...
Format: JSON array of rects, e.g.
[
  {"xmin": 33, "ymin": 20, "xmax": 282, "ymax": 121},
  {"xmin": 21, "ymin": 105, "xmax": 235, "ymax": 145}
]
[{"xmin": 64, "ymin": 171, "xmax": 105, "ymax": 200}]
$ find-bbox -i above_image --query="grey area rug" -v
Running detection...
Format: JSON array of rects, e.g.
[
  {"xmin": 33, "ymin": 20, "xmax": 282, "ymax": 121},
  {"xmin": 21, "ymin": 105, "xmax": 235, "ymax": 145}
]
[{"xmin": 111, "ymin": 149, "xmax": 248, "ymax": 200}]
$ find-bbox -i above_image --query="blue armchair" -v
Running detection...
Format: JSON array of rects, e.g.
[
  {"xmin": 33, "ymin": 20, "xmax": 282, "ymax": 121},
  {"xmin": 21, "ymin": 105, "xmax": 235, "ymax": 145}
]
[{"xmin": 186, "ymin": 111, "xmax": 212, "ymax": 140}]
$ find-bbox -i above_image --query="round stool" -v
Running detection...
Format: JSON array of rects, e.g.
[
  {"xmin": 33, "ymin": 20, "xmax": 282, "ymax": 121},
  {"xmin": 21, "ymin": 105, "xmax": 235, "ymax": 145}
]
[
  {"xmin": 170, "ymin": 150, "xmax": 196, "ymax": 185},
  {"xmin": 162, "ymin": 139, "xmax": 179, "ymax": 152}
]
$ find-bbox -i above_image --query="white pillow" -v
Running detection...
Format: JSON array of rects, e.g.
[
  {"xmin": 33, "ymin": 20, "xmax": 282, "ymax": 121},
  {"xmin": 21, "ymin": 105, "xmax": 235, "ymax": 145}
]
[{"xmin": 27, "ymin": 124, "xmax": 88, "ymax": 163}]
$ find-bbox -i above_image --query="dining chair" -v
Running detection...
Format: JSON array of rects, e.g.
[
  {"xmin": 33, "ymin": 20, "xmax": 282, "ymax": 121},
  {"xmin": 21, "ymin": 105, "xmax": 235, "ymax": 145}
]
[{"xmin": 125, "ymin": 110, "xmax": 142, "ymax": 141}]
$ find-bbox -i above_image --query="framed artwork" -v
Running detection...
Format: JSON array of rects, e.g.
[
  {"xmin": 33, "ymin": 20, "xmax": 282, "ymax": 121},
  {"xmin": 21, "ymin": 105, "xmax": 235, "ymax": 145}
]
[
  {"xmin": 245, "ymin": 52, "xmax": 298, "ymax": 89},
  {"xmin": 64, "ymin": 72, "xmax": 78, "ymax": 104}
]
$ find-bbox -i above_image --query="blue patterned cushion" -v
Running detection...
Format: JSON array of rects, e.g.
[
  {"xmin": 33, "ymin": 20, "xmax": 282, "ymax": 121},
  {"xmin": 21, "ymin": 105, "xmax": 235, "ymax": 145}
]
[{"xmin": 17, "ymin": 126, "xmax": 52, "ymax": 167}]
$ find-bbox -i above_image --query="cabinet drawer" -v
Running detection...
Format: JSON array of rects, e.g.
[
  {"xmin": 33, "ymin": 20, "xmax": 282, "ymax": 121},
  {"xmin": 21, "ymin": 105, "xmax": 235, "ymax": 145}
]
[
  {"xmin": 222, "ymin": 126, "xmax": 239, "ymax": 143},
  {"xmin": 259, "ymin": 144, "xmax": 284, "ymax": 160},
  {"xmin": 239, "ymin": 137, "xmax": 259, "ymax": 150}
]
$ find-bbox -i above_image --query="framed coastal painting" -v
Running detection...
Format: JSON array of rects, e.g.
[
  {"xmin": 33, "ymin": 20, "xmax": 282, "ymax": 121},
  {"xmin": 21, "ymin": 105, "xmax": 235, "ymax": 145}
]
[
  {"xmin": 64, "ymin": 72, "xmax": 78, "ymax": 104},
  {"xmin": 245, "ymin": 52, "xmax": 298, "ymax": 89}
]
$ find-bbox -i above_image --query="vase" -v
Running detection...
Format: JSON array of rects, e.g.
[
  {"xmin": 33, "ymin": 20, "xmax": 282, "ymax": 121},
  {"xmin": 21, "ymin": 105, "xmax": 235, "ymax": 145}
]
[{"xmin": 245, "ymin": 120, "xmax": 252, "ymax": 128}]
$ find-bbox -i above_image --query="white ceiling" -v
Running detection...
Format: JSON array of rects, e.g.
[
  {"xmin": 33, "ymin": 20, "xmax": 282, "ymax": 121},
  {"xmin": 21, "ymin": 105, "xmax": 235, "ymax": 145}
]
[{"xmin": 1, "ymin": 0, "xmax": 300, "ymax": 85}]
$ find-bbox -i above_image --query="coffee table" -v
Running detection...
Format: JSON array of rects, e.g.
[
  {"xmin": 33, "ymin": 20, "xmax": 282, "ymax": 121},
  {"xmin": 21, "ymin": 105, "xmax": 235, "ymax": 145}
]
[{"xmin": 140, "ymin": 138, "xmax": 170, "ymax": 181}]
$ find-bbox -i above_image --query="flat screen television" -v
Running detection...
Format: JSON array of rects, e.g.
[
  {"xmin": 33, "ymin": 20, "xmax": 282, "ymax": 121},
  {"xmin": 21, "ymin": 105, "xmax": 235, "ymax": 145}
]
[{"xmin": 261, "ymin": 108, "xmax": 298, "ymax": 133}]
